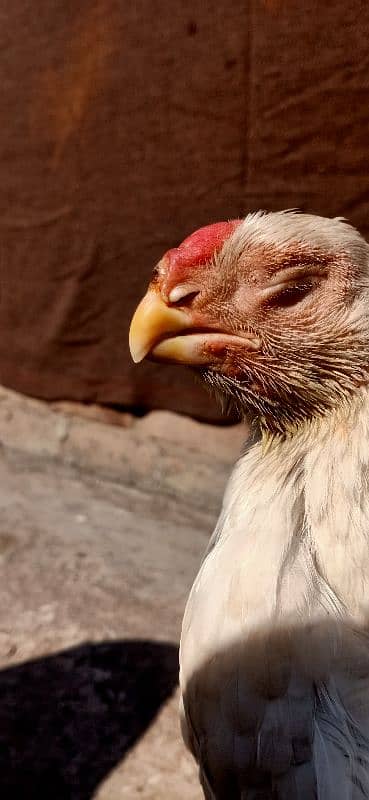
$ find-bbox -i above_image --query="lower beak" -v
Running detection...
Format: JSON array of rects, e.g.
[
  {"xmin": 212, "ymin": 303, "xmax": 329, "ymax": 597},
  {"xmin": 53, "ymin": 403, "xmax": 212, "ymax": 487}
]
[{"xmin": 129, "ymin": 289, "xmax": 192, "ymax": 363}]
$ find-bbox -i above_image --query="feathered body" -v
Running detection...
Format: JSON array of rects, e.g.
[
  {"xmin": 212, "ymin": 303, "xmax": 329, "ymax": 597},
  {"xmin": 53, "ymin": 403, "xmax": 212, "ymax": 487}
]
[
  {"xmin": 180, "ymin": 391, "xmax": 369, "ymax": 798},
  {"xmin": 130, "ymin": 211, "xmax": 369, "ymax": 797}
]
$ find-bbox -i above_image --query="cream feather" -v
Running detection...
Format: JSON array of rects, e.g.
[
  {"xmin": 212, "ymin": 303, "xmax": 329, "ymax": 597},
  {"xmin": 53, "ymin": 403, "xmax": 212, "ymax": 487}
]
[{"xmin": 180, "ymin": 370, "xmax": 369, "ymax": 799}]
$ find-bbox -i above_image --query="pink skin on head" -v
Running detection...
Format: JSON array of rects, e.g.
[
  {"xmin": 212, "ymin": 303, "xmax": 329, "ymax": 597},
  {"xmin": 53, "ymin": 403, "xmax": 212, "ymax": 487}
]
[{"xmin": 161, "ymin": 220, "xmax": 242, "ymax": 292}]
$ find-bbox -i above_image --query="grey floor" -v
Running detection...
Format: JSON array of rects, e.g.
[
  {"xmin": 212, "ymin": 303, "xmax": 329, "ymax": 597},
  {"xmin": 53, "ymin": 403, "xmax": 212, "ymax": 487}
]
[{"xmin": 0, "ymin": 448, "xmax": 215, "ymax": 798}]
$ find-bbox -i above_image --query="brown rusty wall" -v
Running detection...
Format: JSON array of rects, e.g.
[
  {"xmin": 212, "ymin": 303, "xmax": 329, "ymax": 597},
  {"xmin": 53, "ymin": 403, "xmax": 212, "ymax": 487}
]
[
  {"xmin": 245, "ymin": 1, "xmax": 369, "ymax": 228},
  {"xmin": 0, "ymin": 1, "xmax": 368, "ymax": 419}
]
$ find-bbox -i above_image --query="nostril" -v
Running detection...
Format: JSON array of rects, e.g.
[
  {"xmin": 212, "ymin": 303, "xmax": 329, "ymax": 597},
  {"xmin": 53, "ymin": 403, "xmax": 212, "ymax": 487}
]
[{"xmin": 168, "ymin": 284, "xmax": 200, "ymax": 305}]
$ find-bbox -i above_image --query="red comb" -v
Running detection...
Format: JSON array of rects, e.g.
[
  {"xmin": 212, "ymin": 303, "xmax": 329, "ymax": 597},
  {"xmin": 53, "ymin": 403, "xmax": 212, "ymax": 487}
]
[{"xmin": 164, "ymin": 220, "xmax": 242, "ymax": 274}]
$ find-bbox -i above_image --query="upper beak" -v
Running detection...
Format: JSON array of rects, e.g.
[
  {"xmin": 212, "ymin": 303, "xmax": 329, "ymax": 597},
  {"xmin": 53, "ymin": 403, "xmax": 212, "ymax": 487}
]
[{"xmin": 129, "ymin": 289, "xmax": 192, "ymax": 363}]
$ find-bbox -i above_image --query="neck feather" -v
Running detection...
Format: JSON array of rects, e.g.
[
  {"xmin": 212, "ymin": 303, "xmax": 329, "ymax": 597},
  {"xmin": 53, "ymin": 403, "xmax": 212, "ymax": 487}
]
[{"xmin": 225, "ymin": 387, "xmax": 369, "ymax": 623}]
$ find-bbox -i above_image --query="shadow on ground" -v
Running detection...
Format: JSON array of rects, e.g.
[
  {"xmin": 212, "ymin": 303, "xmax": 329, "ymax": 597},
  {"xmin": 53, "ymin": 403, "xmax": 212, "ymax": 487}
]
[{"xmin": 0, "ymin": 639, "xmax": 179, "ymax": 799}]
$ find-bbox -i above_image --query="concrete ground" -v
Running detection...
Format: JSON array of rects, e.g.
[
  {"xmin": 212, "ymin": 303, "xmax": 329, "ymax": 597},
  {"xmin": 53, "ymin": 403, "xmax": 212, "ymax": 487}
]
[{"xmin": 0, "ymin": 387, "xmax": 245, "ymax": 799}]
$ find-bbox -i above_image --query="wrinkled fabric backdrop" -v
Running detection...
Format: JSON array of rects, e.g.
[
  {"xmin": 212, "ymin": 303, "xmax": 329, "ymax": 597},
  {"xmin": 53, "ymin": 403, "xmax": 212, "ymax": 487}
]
[{"xmin": 1, "ymin": 1, "xmax": 369, "ymax": 420}]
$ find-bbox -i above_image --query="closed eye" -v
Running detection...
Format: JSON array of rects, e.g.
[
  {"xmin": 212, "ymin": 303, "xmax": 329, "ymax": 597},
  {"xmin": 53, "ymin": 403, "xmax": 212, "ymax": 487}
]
[
  {"xmin": 269, "ymin": 282, "xmax": 317, "ymax": 307},
  {"xmin": 261, "ymin": 265, "xmax": 328, "ymax": 305}
]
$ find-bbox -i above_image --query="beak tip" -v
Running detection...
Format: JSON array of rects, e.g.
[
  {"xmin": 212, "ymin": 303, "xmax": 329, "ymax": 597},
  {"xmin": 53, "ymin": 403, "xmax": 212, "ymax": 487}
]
[
  {"xmin": 129, "ymin": 288, "xmax": 191, "ymax": 366},
  {"xmin": 128, "ymin": 335, "xmax": 146, "ymax": 364},
  {"xmin": 131, "ymin": 353, "xmax": 144, "ymax": 364}
]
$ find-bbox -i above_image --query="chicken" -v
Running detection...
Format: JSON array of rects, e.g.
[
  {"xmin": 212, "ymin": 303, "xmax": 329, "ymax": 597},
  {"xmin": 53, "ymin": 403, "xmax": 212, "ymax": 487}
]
[{"xmin": 129, "ymin": 211, "xmax": 369, "ymax": 798}]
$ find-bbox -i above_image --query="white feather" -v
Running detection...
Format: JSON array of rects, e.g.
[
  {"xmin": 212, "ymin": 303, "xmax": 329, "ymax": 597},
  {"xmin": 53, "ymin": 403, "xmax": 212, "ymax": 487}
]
[{"xmin": 180, "ymin": 387, "xmax": 369, "ymax": 798}]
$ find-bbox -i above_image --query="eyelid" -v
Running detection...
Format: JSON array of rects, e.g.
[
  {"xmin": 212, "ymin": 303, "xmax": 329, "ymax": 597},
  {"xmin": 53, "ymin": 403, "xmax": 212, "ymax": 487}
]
[
  {"xmin": 266, "ymin": 266, "xmax": 327, "ymax": 286},
  {"xmin": 260, "ymin": 269, "xmax": 326, "ymax": 301},
  {"xmin": 260, "ymin": 280, "xmax": 317, "ymax": 302}
]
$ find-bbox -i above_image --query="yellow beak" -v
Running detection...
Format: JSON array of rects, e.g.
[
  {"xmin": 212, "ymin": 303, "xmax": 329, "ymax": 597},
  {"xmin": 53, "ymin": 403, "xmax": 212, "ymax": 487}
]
[{"xmin": 129, "ymin": 289, "xmax": 192, "ymax": 363}]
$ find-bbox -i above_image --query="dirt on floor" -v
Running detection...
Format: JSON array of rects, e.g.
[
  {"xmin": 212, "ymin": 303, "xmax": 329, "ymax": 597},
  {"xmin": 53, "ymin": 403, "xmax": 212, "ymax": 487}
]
[{"xmin": 0, "ymin": 388, "xmax": 245, "ymax": 799}]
